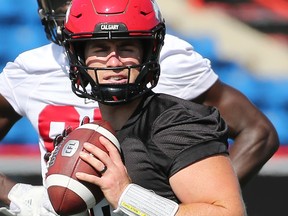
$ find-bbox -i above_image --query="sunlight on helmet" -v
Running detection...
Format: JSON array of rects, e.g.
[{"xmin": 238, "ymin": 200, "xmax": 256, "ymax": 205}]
[{"xmin": 63, "ymin": 0, "xmax": 166, "ymax": 105}]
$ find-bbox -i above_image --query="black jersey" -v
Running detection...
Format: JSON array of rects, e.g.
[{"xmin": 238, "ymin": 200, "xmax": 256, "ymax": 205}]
[{"xmin": 116, "ymin": 92, "xmax": 229, "ymax": 202}]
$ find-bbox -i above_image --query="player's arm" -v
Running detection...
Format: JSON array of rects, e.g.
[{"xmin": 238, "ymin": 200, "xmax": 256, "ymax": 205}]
[
  {"xmin": 0, "ymin": 95, "xmax": 21, "ymax": 140},
  {"xmin": 0, "ymin": 173, "xmax": 16, "ymax": 205},
  {"xmin": 193, "ymin": 80, "xmax": 279, "ymax": 187},
  {"xmin": 77, "ymin": 138, "xmax": 246, "ymax": 215},
  {"xmin": 170, "ymin": 154, "xmax": 246, "ymax": 216},
  {"xmin": 0, "ymin": 95, "xmax": 21, "ymax": 204}
]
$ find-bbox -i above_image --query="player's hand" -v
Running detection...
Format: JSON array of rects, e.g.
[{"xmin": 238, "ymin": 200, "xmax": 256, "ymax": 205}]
[
  {"xmin": 44, "ymin": 116, "xmax": 90, "ymax": 162},
  {"xmin": 0, "ymin": 205, "xmax": 90, "ymax": 216},
  {"xmin": 0, "ymin": 207, "xmax": 16, "ymax": 216},
  {"xmin": 80, "ymin": 116, "xmax": 91, "ymax": 126},
  {"xmin": 76, "ymin": 136, "xmax": 131, "ymax": 209},
  {"xmin": 4, "ymin": 183, "xmax": 58, "ymax": 216},
  {"xmin": 44, "ymin": 126, "xmax": 73, "ymax": 162}
]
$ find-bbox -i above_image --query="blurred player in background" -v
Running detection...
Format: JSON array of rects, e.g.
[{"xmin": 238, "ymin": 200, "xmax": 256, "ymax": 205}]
[{"xmin": 0, "ymin": 0, "xmax": 278, "ymax": 215}]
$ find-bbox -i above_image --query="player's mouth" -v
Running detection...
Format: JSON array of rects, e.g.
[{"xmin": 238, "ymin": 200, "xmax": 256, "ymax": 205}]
[{"xmin": 103, "ymin": 75, "xmax": 128, "ymax": 84}]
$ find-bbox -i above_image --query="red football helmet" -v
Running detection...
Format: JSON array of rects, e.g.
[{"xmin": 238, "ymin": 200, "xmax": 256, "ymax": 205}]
[
  {"xmin": 63, "ymin": 0, "xmax": 166, "ymax": 105},
  {"xmin": 37, "ymin": 0, "xmax": 71, "ymax": 45}
]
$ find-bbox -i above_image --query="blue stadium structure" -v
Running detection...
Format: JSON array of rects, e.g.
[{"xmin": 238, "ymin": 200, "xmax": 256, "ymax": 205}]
[
  {"xmin": 0, "ymin": 1, "xmax": 288, "ymax": 216},
  {"xmin": 0, "ymin": 0, "xmax": 287, "ymax": 147},
  {"xmin": 1, "ymin": 0, "xmax": 288, "ymax": 155}
]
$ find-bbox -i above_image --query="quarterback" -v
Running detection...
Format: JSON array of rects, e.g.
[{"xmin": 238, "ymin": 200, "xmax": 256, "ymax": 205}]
[{"xmin": 0, "ymin": 0, "xmax": 278, "ymax": 215}]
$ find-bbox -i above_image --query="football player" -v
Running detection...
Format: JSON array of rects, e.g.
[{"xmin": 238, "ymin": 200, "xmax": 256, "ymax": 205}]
[
  {"xmin": 0, "ymin": 0, "xmax": 277, "ymax": 215},
  {"xmin": 62, "ymin": 0, "xmax": 246, "ymax": 215}
]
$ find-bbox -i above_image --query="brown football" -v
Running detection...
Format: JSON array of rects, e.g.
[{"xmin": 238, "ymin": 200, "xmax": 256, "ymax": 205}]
[{"xmin": 45, "ymin": 120, "xmax": 120, "ymax": 215}]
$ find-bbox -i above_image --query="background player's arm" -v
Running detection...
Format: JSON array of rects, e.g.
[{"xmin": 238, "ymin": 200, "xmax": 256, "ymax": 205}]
[
  {"xmin": 193, "ymin": 80, "xmax": 279, "ymax": 187},
  {"xmin": 0, "ymin": 95, "xmax": 21, "ymax": 205},
  {"xmin": 0, "ymin": 95, "xmax": 21, "ymax": 140},
  {"xmin": 0, "ymin": 173, "xmax": 16, "ymax": 205}
]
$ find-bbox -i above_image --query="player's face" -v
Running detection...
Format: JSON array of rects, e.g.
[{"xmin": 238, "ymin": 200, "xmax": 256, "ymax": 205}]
[{"xmin": 84, "ymin": 39, "xmax": 143, "ymax": 85}]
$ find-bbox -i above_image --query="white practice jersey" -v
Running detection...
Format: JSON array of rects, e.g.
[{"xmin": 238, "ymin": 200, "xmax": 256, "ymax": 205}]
[
  {"xmin": 155, "ymin": 35, "xmax": 218, "ymax": 99},
  {"xmin": 0, "ymin": 34, "xmax": 217, "ymax": 215},
  {"xmin": 0, "ymin": 34, "xmax": 217, "ymax": 176}
]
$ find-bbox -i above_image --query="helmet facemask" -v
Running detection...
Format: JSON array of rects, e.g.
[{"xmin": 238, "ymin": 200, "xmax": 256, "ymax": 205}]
[
  {"xmin": 63, "ymin": 0, "xmax": 166, "ymax": 105},
  {"xmin": 37, "ymin": 0, "xmax": 71, "ymax": 45}
]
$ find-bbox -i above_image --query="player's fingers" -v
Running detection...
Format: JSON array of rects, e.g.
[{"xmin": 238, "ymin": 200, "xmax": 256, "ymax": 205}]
[
  {"xmin": 75, "ymin": 172, "xmax": 101, "ymax": 185},
  {"xmin": 99, "ymin": 136, "xmax": 122, "ymax": 161},
  {"xmin": 82, "ymin": 142, "xmax": 109, "ymax": 160},
  {"xmin": 98, "ymin": 137, "xmax": 127, "ymax": 179},
  {"xmin": 79, "ymin": 148, "xmax": 106, "ymax": 174},
  {"xmin": 82, "ymin": 141, "xmax": 114, "ymax": 168},
  {"xmin": 80, "ymin": 116, "xmax": 90, "ymax": 125},
  {"xmin": 44, "ymin": 152, "xmax": 51, "ymax": 162},
  {"xmin": 53, "ymin": 134, "xmax": 63, "ymax": 147},
  {"xmin": 62, "ymin": 126, "xmax": 73, "ymax": 137},
  {"xmin": 82, "ymin": 141, "xmax": 122, "ymax": 176}
]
